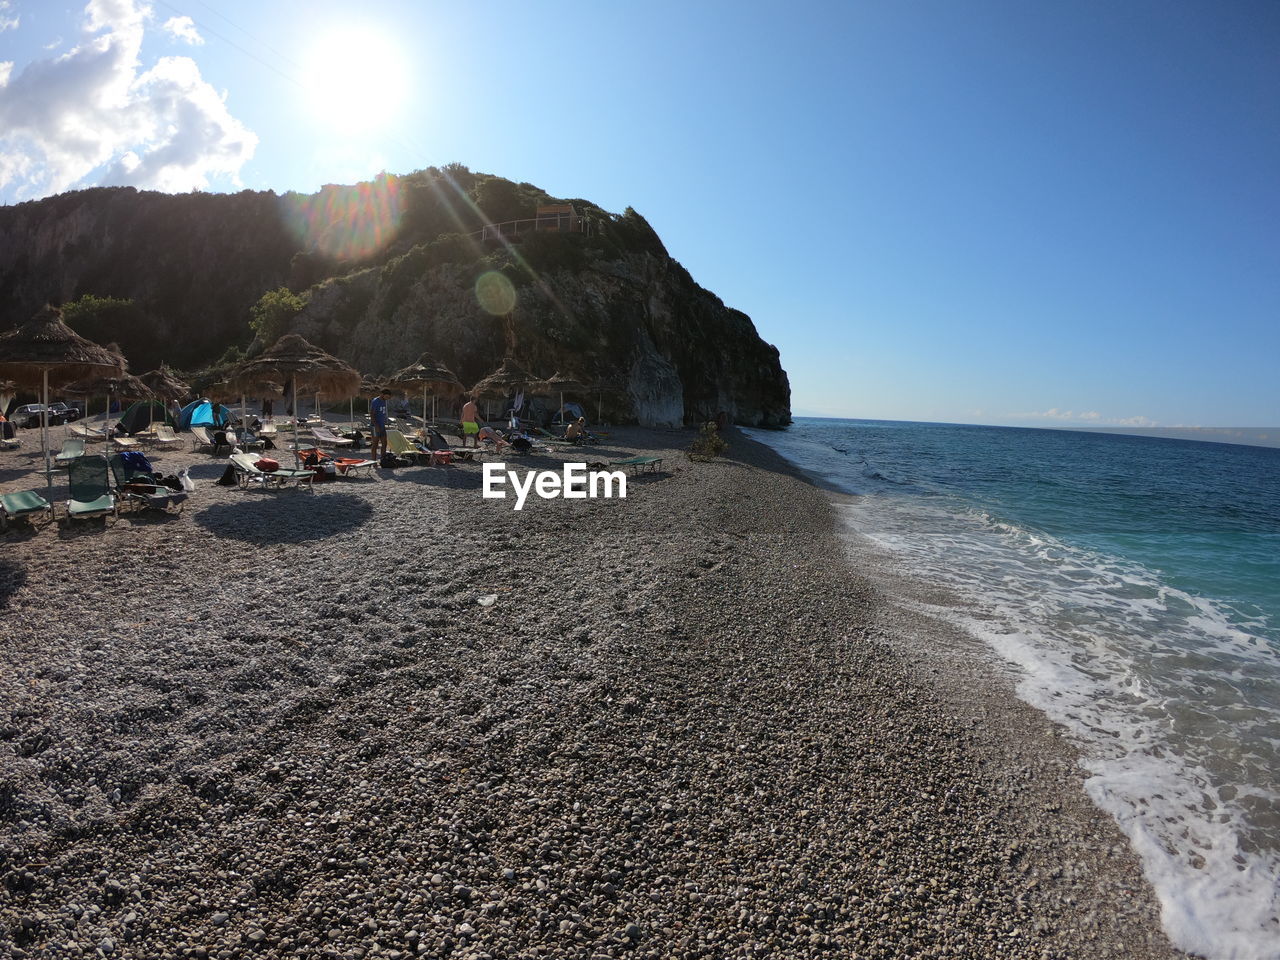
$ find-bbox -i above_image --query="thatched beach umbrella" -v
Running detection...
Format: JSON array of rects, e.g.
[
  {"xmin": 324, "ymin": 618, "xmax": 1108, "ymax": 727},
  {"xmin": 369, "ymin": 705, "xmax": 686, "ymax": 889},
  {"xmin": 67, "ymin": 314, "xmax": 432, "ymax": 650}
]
[
  {"xmin": 532, "ymin": 371, "xmax": 591, "ymax": 424},
  {"xmin": 0, "ymin": 305, "xmax": 123, "ymax": 488},
  {"xmin": 470, "ymin": 357, "xmax": 540, "ymax": 422},
  {"xmin": 390, "ymin": 352, "xmax": 463, "ymax": 425},
  {"xmin": 64, "ymin": 371, "xmax": 154, "ymax": 427},
  {"xmin": 140, "ymin": 364, "xmax": 190, "ymax": 425},
  {"xmin": 227, "ymin": 334, "xmax": 359, "ymax": 467}
]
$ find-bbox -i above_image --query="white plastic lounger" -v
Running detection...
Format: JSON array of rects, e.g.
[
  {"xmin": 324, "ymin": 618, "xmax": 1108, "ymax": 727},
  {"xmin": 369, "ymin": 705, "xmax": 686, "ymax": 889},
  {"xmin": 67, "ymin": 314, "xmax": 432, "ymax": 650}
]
[{"xmin": 311, "ymin": 426, "xmax": 354, "ymax": 448}]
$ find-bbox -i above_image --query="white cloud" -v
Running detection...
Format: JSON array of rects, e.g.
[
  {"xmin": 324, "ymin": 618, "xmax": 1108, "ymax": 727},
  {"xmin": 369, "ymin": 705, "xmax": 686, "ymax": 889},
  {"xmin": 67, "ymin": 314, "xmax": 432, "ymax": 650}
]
[
  {"xmin": 1016, "ymin": 408, "xmax": 1157, "ymax": 427},
  {"xmin": 162, "ymin": 15, "xmax": 203, "ymax": 46},
  {"xmin": 0, "ymin": 61, "xmax": 11, "ymax": 86},
  {"xmin": 0, "ymin": 1, "xmax": 19, "ymax": 33},
  {"xmin": 0, "ymin": 0, "xmax": 255, "ymax": 199}
]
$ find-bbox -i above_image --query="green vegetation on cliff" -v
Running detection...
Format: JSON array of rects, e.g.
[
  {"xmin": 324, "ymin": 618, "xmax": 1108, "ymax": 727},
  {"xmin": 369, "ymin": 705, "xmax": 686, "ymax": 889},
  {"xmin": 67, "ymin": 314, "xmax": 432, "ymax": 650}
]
[{"xmin": 0, "ymin": 166, "xmax": 790, "ymax": 426}]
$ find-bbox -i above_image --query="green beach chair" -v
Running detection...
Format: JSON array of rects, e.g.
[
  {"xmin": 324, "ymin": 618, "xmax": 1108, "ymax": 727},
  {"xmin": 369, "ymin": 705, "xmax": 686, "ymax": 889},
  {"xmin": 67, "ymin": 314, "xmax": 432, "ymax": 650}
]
[
  {"xmin": 230, "ymin": 453, "xmax": 315, "ymax": 491},
  {"xmin": 65, "ymin": 454, "xmax": 117, "ymax": 524},
  {"xmin": 0, "ymin": 489, "xmax": 54, "ymax": 531},
  {"xmin": 109, "ymin": 453, "xmax": 187, "ymax": 515},
  {"xmin": 56, "ymin": 437, "xmax": 86, "ymax": 466},
  {"xmin": 612, "ymin": 455, "xmax": 664, "ymax": 475}
]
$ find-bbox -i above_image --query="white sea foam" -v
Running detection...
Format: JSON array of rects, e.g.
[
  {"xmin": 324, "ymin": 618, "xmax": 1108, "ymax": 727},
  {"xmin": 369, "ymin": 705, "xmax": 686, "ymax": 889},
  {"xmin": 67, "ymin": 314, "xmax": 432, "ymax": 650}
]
[
  {"xmin": 837, "ymin": 494, "xmax": 1280, "ymax": 959},
  {"xmin": 745, "ymin": 426, "xmax": 1280, "ymax": 958}
]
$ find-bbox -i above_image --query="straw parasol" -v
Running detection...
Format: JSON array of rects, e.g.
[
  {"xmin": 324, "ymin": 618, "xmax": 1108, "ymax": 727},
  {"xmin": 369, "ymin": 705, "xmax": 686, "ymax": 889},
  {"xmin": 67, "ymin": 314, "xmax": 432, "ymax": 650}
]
[
  {"xmin": 389, "ymin": 352, "xmax": 463, "ymax": 425},
  {"xmin": 0, "ymin": 304, "xmax": 123, "ymax": 488},
  {"xmin": 532, "ymin": 371, "xmax": 592, "ymax": 424},
  {"xmin": 470, "ymin": 357, "xmax": 541, "ymax": 421},
  {"xmin": 140, "ymin": 364, "xmax": 190, "ymax": 403},
  {"xmin": 227, "ymin": 334, "xmax": 359, "ymax": 466},
  {"xmin": 64, "ymin": 371, "xmax": 154, "ymax": 433}
]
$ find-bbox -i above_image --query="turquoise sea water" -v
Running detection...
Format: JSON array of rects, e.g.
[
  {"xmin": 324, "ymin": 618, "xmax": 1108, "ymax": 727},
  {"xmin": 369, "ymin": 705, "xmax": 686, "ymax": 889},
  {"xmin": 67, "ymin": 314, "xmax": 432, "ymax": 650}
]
[{"xmin": 745, "ymin": 418, "xmax": 1280, "ymax": 960}]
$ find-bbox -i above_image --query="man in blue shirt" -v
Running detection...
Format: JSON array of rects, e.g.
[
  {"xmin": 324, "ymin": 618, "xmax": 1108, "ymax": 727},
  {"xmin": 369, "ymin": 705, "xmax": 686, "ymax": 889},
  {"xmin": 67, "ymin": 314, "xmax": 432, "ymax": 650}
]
[{"xmin": 370, "ymin": 389, "xmax": 390, "ymax": 460}]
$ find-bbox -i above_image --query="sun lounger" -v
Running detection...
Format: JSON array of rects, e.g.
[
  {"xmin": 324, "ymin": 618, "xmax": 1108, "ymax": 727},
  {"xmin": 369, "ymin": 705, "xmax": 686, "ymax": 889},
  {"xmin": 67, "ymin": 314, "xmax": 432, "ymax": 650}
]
[
  {"xmin": 386, "ymin": 429, "xmax": 435, "ymax": 465},
  {"xmin": 111, "ymin": 434, "xmax": 141, "ymax": 451},
  {"xmin": 149, "ymin": 424, "xmax": 183, "ymax": 450},
  {"xmin": 311, "ymin": 425, "xmax": 354, "ymax": 448},
  {"xmin": 0, "ymin": 490, "xmax": 54, "ymax": 530},
  {"xmin": 612, "ymin": 456, "xmax": 664, "ymax": 475},
  {"xmin": 230, "ymin": 453, "xmax": 315, "ymax": 491},
  {"xmin": 109, "ymin": 453, "xmax": 187, "ymax": 515},
  {"xmin": 191, "ymin": 425, "xmax": 235, "ymax": 455},
  {"xmin": 65, "ymin": 454, "xmax": 117, "ymax": 523},
  {"xmin": 333, "ymin": 457, "xmax": 377, "ymax": 477},
  {"xmin": 56, "ymin": 437, "xmax": 86, "ymax": 465},
  {"xmin": 68, "ymin": 422, "xmax": 107, "ymax": 442},
  {"xmin": 298, "ymin": 447, "xmax": 377, "ymax": 478},
  {"xmin": 0, "ymin": 422, "xmax": 18, "ymax": 450}
]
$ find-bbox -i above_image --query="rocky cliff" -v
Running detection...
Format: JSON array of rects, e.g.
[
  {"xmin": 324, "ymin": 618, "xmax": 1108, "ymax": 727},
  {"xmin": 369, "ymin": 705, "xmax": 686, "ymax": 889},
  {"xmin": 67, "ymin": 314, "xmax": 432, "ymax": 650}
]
[{"xmin": 0, "ymin": 166, "xmax": 790, "ymax": 426}]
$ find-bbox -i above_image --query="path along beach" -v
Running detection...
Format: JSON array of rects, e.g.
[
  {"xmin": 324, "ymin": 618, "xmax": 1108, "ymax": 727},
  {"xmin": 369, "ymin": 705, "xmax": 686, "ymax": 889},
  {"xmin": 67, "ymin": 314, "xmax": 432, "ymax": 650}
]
[{"xmin": 0, "ymin": 427, "xmax": 1184, "ymax": 958}]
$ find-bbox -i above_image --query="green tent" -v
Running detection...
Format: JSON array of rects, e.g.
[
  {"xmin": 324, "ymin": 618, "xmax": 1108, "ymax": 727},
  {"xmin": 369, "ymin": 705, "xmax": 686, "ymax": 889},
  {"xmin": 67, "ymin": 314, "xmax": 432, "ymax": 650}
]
[{"xmin": 117, "ymin": 399, "xmax": 175, "ymax": 435}]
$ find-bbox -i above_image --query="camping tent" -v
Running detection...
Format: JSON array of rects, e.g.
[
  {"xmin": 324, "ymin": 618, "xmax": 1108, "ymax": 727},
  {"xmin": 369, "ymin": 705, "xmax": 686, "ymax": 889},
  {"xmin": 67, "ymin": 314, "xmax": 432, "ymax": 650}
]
[
  {"xmin": 178, "ymin": 399, "xmax": 231, "ymax": 431},
  {"xmin": 117, "ymin": 399, "xmax": 174, "ymax": 435}
]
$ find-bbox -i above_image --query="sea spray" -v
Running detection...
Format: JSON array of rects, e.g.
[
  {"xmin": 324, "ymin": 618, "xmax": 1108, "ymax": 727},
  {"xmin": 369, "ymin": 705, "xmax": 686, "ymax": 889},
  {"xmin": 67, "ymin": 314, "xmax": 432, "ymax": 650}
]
[{"xmin": 748, "ymin": 419, "xmax": 1280, "ymax": 959}]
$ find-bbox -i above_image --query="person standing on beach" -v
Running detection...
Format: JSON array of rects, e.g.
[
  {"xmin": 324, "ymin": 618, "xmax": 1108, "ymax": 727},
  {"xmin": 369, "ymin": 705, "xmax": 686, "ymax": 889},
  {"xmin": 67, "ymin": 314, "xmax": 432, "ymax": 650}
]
[
  {"xmin": 370, "ymin": 389, "xmax": 390, "ymax": 460},
  {"xmin": 460, "ymin": 395, "xmax": 481, "ymax": 448}
]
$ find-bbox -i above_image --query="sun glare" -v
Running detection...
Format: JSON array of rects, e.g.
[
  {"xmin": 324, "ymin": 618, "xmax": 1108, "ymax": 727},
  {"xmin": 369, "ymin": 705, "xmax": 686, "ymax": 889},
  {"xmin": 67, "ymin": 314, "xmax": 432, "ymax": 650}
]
[{"xmin": 301, "ymin": 26, "xmax": 410, "ymax": 132}]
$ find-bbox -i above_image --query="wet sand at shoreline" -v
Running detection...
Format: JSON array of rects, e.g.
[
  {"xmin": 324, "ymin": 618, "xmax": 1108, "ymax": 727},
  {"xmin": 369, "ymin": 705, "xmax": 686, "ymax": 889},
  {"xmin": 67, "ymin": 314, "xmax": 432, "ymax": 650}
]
[{"xmin": 0, "ymin": 427, "xmax": 1184, "ymax": 958}]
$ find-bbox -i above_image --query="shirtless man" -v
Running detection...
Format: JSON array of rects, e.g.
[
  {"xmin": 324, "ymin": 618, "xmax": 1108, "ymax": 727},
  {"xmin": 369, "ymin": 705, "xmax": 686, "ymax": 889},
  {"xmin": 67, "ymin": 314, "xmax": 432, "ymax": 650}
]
[{"xmin": 460, "ymin": 396, "xmax": 481, "ymax": 448}]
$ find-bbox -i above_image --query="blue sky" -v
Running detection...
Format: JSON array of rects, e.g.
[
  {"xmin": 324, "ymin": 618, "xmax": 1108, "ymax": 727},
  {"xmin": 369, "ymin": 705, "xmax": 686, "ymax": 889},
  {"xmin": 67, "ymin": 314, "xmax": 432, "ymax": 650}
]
[{"xmin": 1, "ymin": 0, "xmax": 1277, "ymax": 427}]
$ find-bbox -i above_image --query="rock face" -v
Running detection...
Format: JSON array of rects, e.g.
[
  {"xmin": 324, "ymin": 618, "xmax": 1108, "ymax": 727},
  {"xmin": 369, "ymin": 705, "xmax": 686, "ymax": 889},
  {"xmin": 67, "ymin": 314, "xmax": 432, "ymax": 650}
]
[{"xmin": 0, "ymin": 168, "xmax": 790, "ymax": 426}]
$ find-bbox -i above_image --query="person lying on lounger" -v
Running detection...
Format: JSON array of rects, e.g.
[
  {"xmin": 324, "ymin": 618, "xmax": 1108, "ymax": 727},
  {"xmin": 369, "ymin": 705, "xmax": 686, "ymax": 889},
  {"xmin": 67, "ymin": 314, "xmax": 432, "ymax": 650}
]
[{"xmin": 477, "ymin": 425, "xmax": 510, "ymax": 450}]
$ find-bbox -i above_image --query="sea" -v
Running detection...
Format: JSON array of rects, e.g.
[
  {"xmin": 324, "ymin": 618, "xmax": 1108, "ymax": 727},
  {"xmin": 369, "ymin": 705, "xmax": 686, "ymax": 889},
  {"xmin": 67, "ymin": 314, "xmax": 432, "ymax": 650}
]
[{"xmin": 744, "ymin": 418, "xmax": 1280, "ymax": 960}]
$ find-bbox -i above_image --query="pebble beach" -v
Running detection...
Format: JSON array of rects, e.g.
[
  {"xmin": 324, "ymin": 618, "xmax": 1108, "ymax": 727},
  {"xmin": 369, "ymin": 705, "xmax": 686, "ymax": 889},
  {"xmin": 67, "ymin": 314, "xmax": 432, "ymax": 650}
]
[{"xmin": 0, "ymin": 426, "xmax": 1187, "ymax": 959}]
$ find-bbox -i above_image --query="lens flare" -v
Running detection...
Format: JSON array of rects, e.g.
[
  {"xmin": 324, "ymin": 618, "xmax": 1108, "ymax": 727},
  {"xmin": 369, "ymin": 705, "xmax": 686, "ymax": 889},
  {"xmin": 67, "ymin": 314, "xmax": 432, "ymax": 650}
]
[
  {"xmin": 475, "ymin": 270, "xmax": 517, "ymax": 316},
  {"xmin": 280, "ymin": 173, "xmax": 404, "ymax": 261}
]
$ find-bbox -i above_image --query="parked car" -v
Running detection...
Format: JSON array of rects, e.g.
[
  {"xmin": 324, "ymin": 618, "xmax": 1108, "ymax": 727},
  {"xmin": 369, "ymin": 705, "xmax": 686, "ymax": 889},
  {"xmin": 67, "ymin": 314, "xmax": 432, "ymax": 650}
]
[
  {"xmin": 11, "ymin": 404, "xmax": 71, "ymax": 428},
  {"xmin": 48, "ymin": 402, "xmax": 81, "ymax": 422}
]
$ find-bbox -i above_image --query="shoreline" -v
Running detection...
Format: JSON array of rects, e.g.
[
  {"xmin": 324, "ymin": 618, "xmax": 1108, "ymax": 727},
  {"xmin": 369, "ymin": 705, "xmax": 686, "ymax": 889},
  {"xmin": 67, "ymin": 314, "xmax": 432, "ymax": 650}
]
[{"xmin": 0, "ymin": 426, "xmax": 1183, "ymax": 957}]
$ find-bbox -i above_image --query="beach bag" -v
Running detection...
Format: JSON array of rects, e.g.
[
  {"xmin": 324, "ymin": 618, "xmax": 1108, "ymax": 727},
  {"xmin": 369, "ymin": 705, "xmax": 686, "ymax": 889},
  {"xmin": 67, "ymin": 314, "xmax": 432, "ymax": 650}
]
[
  {"xmin": 256, "ymin": 457, "xmax": 280, "ymax": 472},
  {"xmin": 511, "ymin": 437, "xmax": 532, "ymax": 453},
  {"xmin": 178, "ymin": 468, "xmax": 196, "ymax": 493},
  {"xmin": 217, "ymin": 465, "xmax": 238, "ymax": 486}
]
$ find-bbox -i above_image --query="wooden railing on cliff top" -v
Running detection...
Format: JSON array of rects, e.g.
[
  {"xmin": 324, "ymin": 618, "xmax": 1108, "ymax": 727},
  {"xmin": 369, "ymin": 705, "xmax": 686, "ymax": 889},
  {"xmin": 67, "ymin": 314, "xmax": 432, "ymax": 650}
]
[{"xmin": 470, "ymin": 213, "xmax": 594, "ymax": 242}]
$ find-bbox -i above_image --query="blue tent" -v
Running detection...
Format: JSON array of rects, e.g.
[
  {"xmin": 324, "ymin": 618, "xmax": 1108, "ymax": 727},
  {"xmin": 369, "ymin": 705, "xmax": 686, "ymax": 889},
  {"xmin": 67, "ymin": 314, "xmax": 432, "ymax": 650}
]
[{"xmin": 178, "ymin": 399, "xmax": 231, "ymax": 431}]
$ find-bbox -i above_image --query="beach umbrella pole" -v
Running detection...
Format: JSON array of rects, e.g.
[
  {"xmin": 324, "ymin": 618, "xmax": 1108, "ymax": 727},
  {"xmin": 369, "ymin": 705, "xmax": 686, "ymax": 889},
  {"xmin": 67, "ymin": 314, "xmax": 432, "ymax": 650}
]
[
  {"xmin": 293, "ymin": 377, "xmax": 300, "ymax": 469},
  {"xmin": 42, "ymin": 369, "xmax": 51, "ymax": 490}
]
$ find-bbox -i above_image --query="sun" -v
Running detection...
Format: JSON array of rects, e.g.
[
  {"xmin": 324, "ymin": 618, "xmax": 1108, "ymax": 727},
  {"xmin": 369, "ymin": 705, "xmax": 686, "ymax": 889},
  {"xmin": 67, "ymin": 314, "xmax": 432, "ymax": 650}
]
[{"xmin": 300, "ymin": 26, "xmax": 410, "ymax": 132}]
